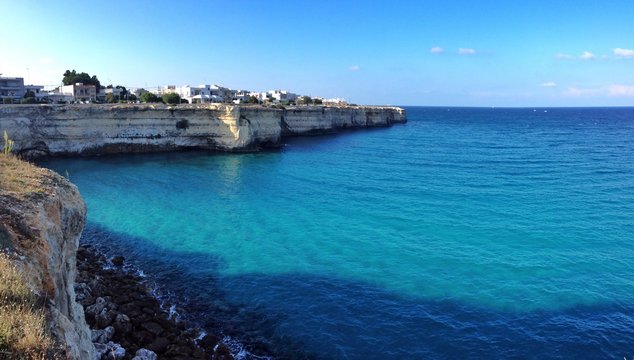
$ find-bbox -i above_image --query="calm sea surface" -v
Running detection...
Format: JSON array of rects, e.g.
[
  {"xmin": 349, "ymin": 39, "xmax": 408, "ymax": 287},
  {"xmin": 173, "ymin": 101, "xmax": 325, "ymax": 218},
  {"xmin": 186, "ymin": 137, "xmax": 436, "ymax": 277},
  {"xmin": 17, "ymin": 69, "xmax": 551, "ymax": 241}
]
[{"xmin": 45, "ymin": 107, "xmax": 634, "ymax": 359}]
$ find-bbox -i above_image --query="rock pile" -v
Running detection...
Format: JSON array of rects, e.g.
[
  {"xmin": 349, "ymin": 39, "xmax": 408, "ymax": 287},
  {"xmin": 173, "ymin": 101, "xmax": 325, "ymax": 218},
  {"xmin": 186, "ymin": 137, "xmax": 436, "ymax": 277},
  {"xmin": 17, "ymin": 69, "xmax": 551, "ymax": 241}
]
[{"xmin": 75, "ymin": 245, "xmax": 234, "ymax": 360}]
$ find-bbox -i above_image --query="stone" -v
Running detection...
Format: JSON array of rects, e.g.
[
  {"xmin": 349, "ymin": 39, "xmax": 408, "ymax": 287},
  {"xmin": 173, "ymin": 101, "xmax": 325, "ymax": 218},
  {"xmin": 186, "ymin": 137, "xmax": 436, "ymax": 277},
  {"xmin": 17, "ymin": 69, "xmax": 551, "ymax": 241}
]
[
  {"xmin": 198, "ymin": 334, "xmax": 220, "ymax": 349},
  {"xmin": 85, "ymin": 297, "xmax": 107, "ymax": 319},
  {"xmin": 94, "ymin": 343, "xmax": 108, "ymax": 360},
  {"xmin": 95, "ymin": 308, "xmax": 117, "ymax": 328},
  {"xmin": 91, "ymin": 326, "xmax": 115, "ymax": 344},
  {"xmin": 141, "ymin": 321, "xmax": 164, "ymax": 336},
  {"xmin": 212, "ymin": 343, "xmax": 234, "ymax": 360},
  {"xmin": 113, "ymin": 313, "xmax": 132, "ymax": 335},
  {"xmin": 147, "ymin": 337, "xmax": 170, "ymax": 354},
  {"xmin": 104, "ymin": 341, "xmax": 126, "ymax": 359},
  {"xmin": 132, "ymin": 348, "xmax": 158, "ymax": 360},
  {"xmin": 111, "ymin": 256, "xmax": 125, "ymax": 266},
  {"xmin": 131, "ymin": 330, "xmax": 154, "ymax": 346}
]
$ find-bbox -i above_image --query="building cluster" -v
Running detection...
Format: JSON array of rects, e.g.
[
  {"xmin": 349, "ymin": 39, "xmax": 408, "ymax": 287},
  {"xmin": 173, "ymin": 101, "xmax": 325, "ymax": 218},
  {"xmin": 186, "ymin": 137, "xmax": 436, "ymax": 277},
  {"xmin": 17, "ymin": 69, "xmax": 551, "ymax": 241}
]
[{"xmin": 0, "ymin": 75, "xmax": 349, "ymax": 106}]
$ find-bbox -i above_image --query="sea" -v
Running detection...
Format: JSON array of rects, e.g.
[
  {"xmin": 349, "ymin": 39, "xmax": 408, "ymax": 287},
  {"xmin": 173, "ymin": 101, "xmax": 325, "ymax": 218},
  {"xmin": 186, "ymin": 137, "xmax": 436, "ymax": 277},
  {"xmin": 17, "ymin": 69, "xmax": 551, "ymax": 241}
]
[{"xmin": 44, "ymin": 107, "xmax": 634, "ymax": 359}]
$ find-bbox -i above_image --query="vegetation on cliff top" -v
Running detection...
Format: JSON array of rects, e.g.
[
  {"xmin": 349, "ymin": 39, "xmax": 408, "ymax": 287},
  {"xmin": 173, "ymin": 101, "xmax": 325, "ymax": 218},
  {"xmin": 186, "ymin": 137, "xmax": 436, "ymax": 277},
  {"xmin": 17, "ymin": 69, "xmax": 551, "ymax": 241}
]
[
  {"xmin": 0, "ymin": 147, "xmax": 60, "ymax": 359},
  {"xmin": 0, "ymin": 153, "xmax": 46, "ymax": 198},
  {"xmin": 0, "ymin": 253, "xmax": 61, "ymax": 359}
]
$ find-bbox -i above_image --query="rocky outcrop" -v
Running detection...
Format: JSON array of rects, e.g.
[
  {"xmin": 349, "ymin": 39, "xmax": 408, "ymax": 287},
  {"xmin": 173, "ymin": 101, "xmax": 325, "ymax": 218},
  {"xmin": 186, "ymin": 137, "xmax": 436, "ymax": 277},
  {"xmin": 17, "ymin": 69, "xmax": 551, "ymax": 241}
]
[
  {"xmin": 0, "ymin": 157, "xmax": 95, "ymax": 359},
  {"xmin": 0, "ymin": 104, "xmax": 406, "ymax": 158}
]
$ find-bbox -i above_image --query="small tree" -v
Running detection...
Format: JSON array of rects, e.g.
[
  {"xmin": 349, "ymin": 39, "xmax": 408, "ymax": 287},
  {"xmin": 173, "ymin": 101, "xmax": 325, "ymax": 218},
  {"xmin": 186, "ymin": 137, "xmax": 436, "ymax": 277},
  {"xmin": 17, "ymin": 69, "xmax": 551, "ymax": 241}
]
[
  {"xmin": 105, "ymin": 93, "xmax": 116, "ymax": 103},
  {"xmin": 313, "ymin": 98, "xmax": 323, "ymax": 105},
  {"xmin": 128, "ymin": 94, "xmax": 137, "ymax": 101},
  {"xmin": 62, "ymin": 70, "xmax": 101, "ymax": 89},
  {"xmin": 20, "ymin": 97, "xmax": 37, "ymax": 104},
  {"xmin": 2, "ymin": 98, "xmax": 13, "ymax": 104},
  {"xmin": 162, "ymin": 92, "xmax": 180, "ymax": 105},
  {"xmin": 140, "ymin": 92, "xmax": 160, "ymax": 103},
  {"xmin": 247, "ymin": 95, "xmax": 259, "ymax": 104},
  {"xmin": 297, "ymin": 96, "xmax": 312, "ymax": 105},
  {"xmin": 24, "ymin": 90, "xmax": 35, "ymax": 98}
]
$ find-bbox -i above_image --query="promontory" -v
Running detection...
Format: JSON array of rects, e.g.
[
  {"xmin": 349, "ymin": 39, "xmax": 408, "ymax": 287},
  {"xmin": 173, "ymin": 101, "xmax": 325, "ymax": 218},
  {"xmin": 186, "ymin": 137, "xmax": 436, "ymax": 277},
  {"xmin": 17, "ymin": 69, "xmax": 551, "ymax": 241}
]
[{"xmin": 0, "ymin": 104, "xmax": 406, "ymax": 158}]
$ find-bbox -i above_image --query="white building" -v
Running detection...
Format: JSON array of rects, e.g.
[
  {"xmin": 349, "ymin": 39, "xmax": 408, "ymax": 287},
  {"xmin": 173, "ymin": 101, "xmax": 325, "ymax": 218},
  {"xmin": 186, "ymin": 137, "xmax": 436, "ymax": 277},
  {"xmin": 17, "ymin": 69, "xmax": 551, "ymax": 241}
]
[
  {"xmin": 0, "ymin": 76, "xmax": 26, "ymax": 101},
  {"xmin": 323, "ymin": 98, "xmax": 348, "ymax": 106},
  {"xmin": 267, "ymin": 90, "xmax": 298, "ymax": 103},
  {"xmin": 232, "ymin": 90, "xmax": 251, "ymax": 104},
  {"xmin": 60, "ymin": 83, "xmax": 97, "ymax": 102},
  {"xmin": 176, "ymin": 84, "xmax": 224, "ymax": 103}
]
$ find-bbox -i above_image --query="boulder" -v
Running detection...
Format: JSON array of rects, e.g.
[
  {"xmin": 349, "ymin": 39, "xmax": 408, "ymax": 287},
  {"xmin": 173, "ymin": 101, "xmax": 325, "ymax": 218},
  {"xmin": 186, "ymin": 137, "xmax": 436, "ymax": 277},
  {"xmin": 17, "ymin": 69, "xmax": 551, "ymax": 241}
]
[{"xmin": 132, "ymin": 348, "xmax": 158, "ymax": 360}]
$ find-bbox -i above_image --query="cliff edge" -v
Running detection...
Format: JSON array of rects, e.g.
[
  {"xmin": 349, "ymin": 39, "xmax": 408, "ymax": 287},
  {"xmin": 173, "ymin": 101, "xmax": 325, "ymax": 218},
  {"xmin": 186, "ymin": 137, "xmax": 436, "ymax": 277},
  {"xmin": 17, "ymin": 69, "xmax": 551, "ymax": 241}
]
[
  {"xmin": 0, "ymin": 104, "xmax": 406, "ymax": 158},
  {"xmin": 0, "ymin": 155, "xmax": 94, "ymax": 359}
]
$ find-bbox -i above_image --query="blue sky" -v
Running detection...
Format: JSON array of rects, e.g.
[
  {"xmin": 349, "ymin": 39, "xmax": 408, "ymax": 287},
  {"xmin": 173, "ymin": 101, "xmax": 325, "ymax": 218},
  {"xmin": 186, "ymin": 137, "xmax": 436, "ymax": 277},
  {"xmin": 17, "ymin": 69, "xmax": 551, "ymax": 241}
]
[{"xmin": 2, "ymin": 0, "xmax": 633, "ymax": 106}]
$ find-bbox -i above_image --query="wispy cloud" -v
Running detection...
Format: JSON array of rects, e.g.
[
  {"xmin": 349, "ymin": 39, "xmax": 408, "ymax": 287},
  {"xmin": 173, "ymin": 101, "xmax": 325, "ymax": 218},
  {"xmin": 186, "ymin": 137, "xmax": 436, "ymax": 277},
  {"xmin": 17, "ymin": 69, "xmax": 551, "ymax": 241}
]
[
  {"xmin": 614, "ymin": 48, "xmax": 634, "ymax": 58},
  {"xmin": 430, "ymin": 46, "xmax": 444, "ymax": 54},
  {"xmin": 348, "ymin": 65, "xmax": 360, "ymax": 71},
  {"xmin": 540, "ymin": 81, "xmax": 557, "ymax": 87},
  {"xmin": 39, "ymin": 57, "xmax": 54, "ymax": 64},
  {"xmin": 555, "ymin": 53, "xmax": 573, "ymax": 60},
  {"xmin": 458, "ymin": 48, "xmax": 476, "ymax": 55},
  {"xmin": 580, "ymin": 51, "xmax": 596, "ymax": 60},
  {"xmin": 563, "ymin": 84, "xmax": 634, "ymax": 98},
  {"xmin": 608, "ymin": 84, "xmax": 634, "ymax": 97}
]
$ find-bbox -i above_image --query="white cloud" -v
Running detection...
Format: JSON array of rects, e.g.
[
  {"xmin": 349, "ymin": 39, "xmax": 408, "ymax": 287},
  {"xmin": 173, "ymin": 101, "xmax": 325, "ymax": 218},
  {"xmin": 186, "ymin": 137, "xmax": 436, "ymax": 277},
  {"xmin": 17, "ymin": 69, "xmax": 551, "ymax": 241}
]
[
  {"xmin": 608, "ymin": 84, "xmax": 634, "ymax": 97},
  {"xmin": 39, "ymin": 57, "xmax": 54, "ymax": 64},
  {"xmin": 430, "ymin": 46, "xmax": 444, "ymax": 54},
  {"xmin": 555, "ymin": 53, "xmax": 573, "ymax": 60},
  {"xmin": 580, "ymin": 51, "xmax": 596, "ymax": 60},
  {"xmin": 614, "ymin": 48, "xmax": 634, "ymax": 58},
  {"xmin": 458, "ymin": 48, "xmax": 476, "ymax": 55},
  {"xmin": 348, "ymin": 65, "xmax": 360, "ymax": 71},
  {"xmin": 563, "ymin": 84, "xmax": 634, "ymax": 98},
  {"xmin": 541, "ymin": 81, "xmax": 557, "ymax": 87}
]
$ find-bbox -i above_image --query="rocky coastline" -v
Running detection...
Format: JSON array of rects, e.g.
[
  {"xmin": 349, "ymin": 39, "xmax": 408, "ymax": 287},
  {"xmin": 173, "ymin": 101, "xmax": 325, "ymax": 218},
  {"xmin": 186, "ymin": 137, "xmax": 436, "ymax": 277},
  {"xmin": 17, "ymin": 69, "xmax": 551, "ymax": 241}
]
[
  {"xmin": 0, "ymin": 104, "xmax": 406, "ymax": 159},
  {"xmin": 75, "ymin": 245, "xmax": 237, "ymax": 360}
]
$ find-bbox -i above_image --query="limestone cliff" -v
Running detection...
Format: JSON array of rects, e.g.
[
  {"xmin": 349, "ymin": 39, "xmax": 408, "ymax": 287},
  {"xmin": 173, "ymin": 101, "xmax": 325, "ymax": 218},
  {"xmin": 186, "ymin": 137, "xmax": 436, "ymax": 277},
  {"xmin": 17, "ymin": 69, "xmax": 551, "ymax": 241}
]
[
  {"xmin": 0, "ymin": 104, "xmax": 406, "ymax": 158},
  {"xmin": 0, "ymin": 156, "xmax": 95, "ymax": 359},
  {"xmin": 282, "ymin": 105, "xmax": 406, "ymax": 135}
]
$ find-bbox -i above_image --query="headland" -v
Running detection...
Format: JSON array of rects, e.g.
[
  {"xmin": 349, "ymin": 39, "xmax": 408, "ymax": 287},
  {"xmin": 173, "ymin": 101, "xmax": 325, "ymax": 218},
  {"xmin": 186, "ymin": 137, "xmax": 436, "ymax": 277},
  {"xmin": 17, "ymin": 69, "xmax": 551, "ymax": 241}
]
[{"xmin": 0, "ymin": 104, "xmax": 406, "ymax": 159}]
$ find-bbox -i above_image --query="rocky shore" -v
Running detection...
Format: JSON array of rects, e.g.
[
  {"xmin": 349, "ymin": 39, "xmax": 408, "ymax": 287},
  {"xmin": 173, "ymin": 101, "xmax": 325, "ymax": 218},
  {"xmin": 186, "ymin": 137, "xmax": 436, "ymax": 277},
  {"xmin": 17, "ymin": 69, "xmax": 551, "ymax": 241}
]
[{"xmin": 75, "ymin": 245, "xmax": 236, "ymax": 360}]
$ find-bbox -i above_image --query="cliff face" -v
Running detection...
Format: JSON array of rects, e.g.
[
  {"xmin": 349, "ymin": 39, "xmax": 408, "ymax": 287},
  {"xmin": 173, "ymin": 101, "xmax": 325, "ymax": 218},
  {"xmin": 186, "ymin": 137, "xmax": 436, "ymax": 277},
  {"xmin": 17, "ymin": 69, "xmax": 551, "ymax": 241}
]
[
  {"xmin": 0, "ymin": 104, "xmax": 405, "ymax": 158},
  {"xmin": 0, "ymin": 156, "xmax": 94, "ymax": 359},
  {"xmin": 283, "ymin": 105, "xmax": 406, "ymax": 135}
]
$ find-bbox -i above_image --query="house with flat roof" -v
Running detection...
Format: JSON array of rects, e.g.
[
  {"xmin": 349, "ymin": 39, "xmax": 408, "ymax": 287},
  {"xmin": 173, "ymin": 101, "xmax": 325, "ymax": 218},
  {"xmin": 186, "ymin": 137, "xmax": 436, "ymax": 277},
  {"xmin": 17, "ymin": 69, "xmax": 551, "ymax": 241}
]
[
  {"xmin": 60, "ymin": 83, "xmax": 97, "ymax": 102},
  {"xmin": 0, "ymin": 76, "xmax": 26, "ymax": 101}
]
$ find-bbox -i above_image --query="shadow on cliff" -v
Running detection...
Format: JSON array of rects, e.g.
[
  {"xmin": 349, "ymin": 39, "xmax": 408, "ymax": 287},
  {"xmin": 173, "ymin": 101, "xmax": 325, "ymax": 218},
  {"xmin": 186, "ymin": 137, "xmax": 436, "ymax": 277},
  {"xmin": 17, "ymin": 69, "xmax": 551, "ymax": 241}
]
[{"xmin": 81, "ymin": 222, "xmax": 634, "ymax": 360}]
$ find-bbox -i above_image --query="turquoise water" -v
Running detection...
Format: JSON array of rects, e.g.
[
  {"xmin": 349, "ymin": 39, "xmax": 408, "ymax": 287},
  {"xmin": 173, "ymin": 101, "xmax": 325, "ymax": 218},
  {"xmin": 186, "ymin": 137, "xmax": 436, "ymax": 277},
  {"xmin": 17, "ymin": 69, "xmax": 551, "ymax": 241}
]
[{"xmin": 45, "ymin": 107, "xmax": 634, "ymax": 358}]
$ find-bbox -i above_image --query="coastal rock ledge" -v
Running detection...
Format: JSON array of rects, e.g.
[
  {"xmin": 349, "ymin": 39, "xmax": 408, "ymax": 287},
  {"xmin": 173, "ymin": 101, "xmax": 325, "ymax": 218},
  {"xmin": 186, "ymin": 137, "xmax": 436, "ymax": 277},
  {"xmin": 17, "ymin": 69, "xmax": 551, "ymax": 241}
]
[
  {"xmin": 0, "ymin": 156, "xmax": 94, "ymax": 359},
  {"xmin": 0, "ymin": 104, "xmax": 406, "ymax": 158}
]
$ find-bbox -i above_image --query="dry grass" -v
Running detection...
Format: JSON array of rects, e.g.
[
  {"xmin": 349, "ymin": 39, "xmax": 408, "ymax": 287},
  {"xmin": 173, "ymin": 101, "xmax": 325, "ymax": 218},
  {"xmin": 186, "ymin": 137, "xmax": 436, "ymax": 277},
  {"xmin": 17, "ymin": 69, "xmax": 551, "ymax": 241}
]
[
  {"xmin": 0, "ymin": 155, "xmax": 46, "ymax": 199},
  {"xmin": 0, "ymin": 253, "xmax": 60, "ymax": 360}
]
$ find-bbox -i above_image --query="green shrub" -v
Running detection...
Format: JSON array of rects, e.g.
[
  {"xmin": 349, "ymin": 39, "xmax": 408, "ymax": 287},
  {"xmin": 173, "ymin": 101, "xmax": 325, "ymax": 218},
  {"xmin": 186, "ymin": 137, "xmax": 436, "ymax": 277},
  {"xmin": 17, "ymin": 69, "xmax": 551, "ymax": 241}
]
[
  {"xmin": 140, "ymin": 92, "xmax": 160, "ymax": 103},
  {"xmin": 162, "ymin": 92, "xmax": 181, "ymax": 105},
  {"xmin": 20, "ymin": 97, "xmax": 37, "ymax": 104}
]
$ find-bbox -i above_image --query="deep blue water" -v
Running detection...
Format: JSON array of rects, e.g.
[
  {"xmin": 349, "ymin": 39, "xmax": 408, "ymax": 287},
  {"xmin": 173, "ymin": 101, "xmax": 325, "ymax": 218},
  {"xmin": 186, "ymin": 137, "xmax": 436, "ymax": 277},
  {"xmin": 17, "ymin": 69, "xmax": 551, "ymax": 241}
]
[{"xmin": 45, "ymin": 107, "xmax": 634, "ymax": 359}]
